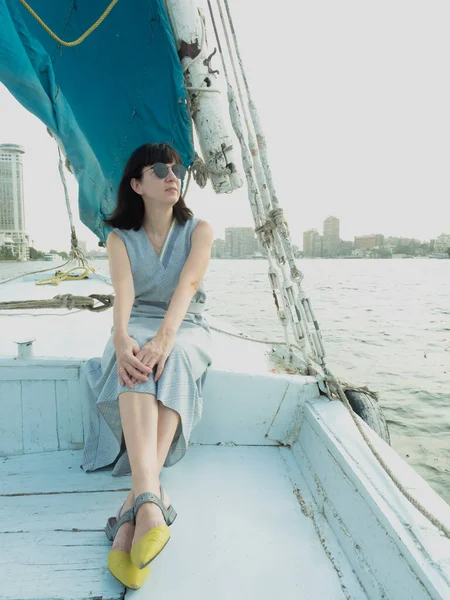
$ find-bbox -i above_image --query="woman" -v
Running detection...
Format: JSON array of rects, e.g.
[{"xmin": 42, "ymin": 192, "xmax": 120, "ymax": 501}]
[{"xmin": 80, "ymin": 142, "xmax": 213, "ymax": 589}]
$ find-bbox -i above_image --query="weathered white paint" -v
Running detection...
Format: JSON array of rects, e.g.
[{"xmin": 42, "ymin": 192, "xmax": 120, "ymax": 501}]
[
  {"xmin": 2, "ymin": 358, "xmax": 318, "ymax": 456},
  {"xmin": 1, "ymin": 276, "xmax": 450, "ymax": 598},
  {"xmin": 0, "ymin": 380, "xmax": 22, "ymax": 455},
  {"xmin": 191, "ymin": 370, "xmax": 320, "ymax": 445},
  {"xmin": 293, "ymin": 398, "xmax": 450, "ymax": 599},
  {"xmin": 22, "ymin": 380, "xmax": 58, "ymax": 453},
  {"xmin": 0, "ymin": 364, "xmax": 79, "ymax": 380},
  {"xmin": 165, "ymin": 0, "xmax": 243, "ymax": 193},
  {"xmin": 13, "ymin": 338, "xmax": 35, "ymax": 359},
  {"xmin": 0, "ymin": 365, "xmax": 85, "ymax": 456},
  {"xmin": 55, "ymin": 379, "xmax": 84, "ymax": 450},
  {"xmin": 1, "ymin": 530, "xmax": 122, "ymax": 600},
  {"xmin": 0, "ymin": 446, "xmax": 361, "ymax": 600}
]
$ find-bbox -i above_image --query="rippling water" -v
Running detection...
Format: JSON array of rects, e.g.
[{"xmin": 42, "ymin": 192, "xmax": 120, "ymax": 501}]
[{"xmin": 1, "ymin": 257, "xmax": 449, "ymax": 504}]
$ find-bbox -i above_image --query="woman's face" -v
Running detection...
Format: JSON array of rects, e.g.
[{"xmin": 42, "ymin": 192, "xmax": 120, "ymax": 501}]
[{"xmin": 131, "ymin": 161, "xmax": 181, "ymax": 205}]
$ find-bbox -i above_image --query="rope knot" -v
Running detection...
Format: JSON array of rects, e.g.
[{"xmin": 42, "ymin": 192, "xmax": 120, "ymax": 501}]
[
  {"xmin": 189, "ymin": 152, "xmax": 232, "ymax": 189},
  {"xmin": 269, "ymin": 208, "xmax": 286, "ymax": 227},
  {"xmin": 191, "ymin": 153, "xmax": 209, "ymax": 188},
  {"xmin": 255, "ymin": 217, "xmax": 276, "ymax": 248},
  {"xmin": 54, "ymin": 293, "xmax": 76, "ymax": 310}
]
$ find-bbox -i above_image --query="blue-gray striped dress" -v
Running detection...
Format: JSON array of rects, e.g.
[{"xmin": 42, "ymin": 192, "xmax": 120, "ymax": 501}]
[{"xmin": 80, "ymin": 215, "xmax": 213, "ymax": 476}]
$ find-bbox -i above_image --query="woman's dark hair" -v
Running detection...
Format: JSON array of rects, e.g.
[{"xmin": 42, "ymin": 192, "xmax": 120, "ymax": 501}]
[{"xmin": 104, "ymin": 143, "xmax": 193, "ymax": 230}]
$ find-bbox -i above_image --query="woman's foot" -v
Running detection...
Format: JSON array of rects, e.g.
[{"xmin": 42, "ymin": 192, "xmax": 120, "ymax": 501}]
[
  {"xmin": 111, "ymin": 490, "xmax": 135, "ymax": 553},
  {"xmin": 132, "ymin": 482, "xmax": 172, "ymax": 549}
]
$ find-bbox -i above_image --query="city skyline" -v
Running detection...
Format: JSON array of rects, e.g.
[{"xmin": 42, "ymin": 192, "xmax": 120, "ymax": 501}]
[
  {"xmin": 302, "ymin": 217, "xmax": 447, "ymax": 247},
  {"xmin": 2, "ymin": 0, "xmax": 450, "ymax": 250},
  {"xmin": 301, "ymin": 215, "xmax": 450, "ymax": 258}
]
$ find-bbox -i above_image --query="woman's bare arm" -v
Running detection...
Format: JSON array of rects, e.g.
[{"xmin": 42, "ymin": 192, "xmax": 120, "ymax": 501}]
[{"xmin": 106, "ymin": 231, "xmax": 135, "ymax": 343}]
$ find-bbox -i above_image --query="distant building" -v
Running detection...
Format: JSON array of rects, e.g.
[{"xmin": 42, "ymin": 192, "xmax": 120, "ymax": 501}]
[
  {"xmin": 385, "ymin": 236, "xmax": 420, "ymax": 248},
  {"xmin": 313, "ymin": 235, "xmax": 323, "ymax": 257},
  {"xmin": 339, "ymin": 240, "xmax": 354, "ymax": 256},
  {"xmin": 303, "ymin": 229, "xmax": 321, "ymax": 257},
  {"xmin": 211, "ymin": 238, "xmax": 225, "ymax": 258},
  {"xmin": 322, "ymin": 216, "xmax": 340, "ymax": 257},
  {"xmin": 0, "ymin": 232, "xmax": 15, "ymax": 252},
  {"xmin": 225, "ymin": 227, "xmax": 257, "ymax": 258},
  {"xmin": 434, "ymin": 233, "xmax": 450, "ymax": 253},
  {"xmin": 354, "ymin": 234, "xmax": 384, "ymax": 250},
  {"xmin": 0, "ymin": 143, "xmax": 29, "ymax": 260}
]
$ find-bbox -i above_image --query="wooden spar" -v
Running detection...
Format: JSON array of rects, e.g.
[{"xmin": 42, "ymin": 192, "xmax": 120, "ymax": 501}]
[{"xmin": 165, "ymin": 0, "xmax": 243, "ymax": 193}]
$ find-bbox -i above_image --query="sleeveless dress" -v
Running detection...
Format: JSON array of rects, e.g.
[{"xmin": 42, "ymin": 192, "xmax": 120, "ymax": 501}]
[{"xmin": 80, "ymin": 215, "xmax": 213, "ymax": 477}]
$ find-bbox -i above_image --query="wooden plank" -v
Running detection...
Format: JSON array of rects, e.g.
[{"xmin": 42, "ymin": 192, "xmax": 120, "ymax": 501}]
[
  {"xmin": 300, "ymin": 400, "xmax": 450, "ymax": 599},
  {"xmin": 78, "ymin": 370, "xmax": 91, "ymax": 445},
  {"xmin": 0, "ymin": 446, "xmax": 353, "ymax": 600},
  {"xmin": 56, "ymin": 380, "xmax": 84, "ymax": 450},
  {"xmin": 265, "ymin": 378, "xmax": 320, "ymax": 445},
  {"xmin": 0, "ymin": 450, "xmax": 131, "ymax": 495},
  {"xmin": 191, "ymin": 370, "xmax": 293, "ymax": 445},
  {"xmin": 0, "ymin": 381, "xmax": 23, "ymax": 455},
  {"xmin": 0, "ymin": 490, "xmax": 127, "ymax": 534},
  {"xmin": 0, "ymin": 531, "xmax": 124, "ymax": 600},
  {"xmin": 0, "ymin": 359, "xmax": 83, "ymax": 368},
  {"xmin": 131, "ymin": 445, "xmax": 349, "ymax": 599},
  {"xmin": 22, "ymin": 381, "xmax": 58, "ymax": 453},
  {"xmin": 0, "ymin": 366, "xmax": 79, "ymax": 381}
]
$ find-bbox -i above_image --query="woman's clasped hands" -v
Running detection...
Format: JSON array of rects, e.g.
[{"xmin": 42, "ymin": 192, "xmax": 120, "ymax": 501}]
[{"xmin": 114, "ymin": 332, "xmax": 175, "ymax": 389}]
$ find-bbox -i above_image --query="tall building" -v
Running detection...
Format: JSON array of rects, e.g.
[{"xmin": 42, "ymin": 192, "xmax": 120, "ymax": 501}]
[
  {"xmin": 303, "ymin": 229, "xmax": 321, "ymax": 257},
  {"xmin": 224, "ymin": 227, "xmax": 257, "ymax": 258},
  {"xmin": 322, "ymin": 216, "xmax": 340, "ymax": 257},
  {"xmin": 0, "ymin": 144, "xmax": 29, "ymax": 260}
]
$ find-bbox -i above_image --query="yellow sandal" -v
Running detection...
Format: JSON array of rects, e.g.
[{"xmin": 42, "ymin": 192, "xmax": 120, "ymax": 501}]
[
  {"xmin": 130, "ymin": 487, "xmax": 177, "ymax": 570},
  {"xmin": 105, "ymin": 502, "xmax": 150, "ymax": 589}
]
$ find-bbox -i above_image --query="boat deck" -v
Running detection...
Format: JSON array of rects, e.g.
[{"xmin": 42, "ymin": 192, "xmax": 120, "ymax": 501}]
[
  {"xmin": 0, "ymin": 445, "xmax": 362, "ymax": 600},
  {"xmin": 0, "ymin": 277, "xmax": 286, "ymax": 376}
]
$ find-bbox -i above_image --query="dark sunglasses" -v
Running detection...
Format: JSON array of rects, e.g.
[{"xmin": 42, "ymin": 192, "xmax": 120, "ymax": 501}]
[{"xmin": 144, "ymin": 162, "xmax": 187, "ymax": 180}]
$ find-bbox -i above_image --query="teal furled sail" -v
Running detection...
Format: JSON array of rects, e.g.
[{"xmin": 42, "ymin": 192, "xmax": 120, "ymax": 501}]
[{"xmin": 0, "ymin": 0, "xmax": 194, "ymax": 243}]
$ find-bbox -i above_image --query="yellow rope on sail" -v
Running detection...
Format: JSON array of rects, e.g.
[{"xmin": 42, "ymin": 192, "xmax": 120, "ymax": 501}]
[{"xmin": 17, "ymin": 0, "xmax": 120, "ymax": 48}]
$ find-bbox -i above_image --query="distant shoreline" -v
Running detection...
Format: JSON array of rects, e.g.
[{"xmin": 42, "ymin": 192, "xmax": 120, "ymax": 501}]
[{"xmin": 1, "ymin": 255, "xmax": 448, "ymax": 264}]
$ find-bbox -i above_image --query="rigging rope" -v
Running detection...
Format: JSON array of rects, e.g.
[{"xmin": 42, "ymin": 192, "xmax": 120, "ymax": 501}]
[
  {"xmin": 0, "ymin": 293, "xmax": 113, "ymax": 312},
  {"xmin": 207, "ymin": 0, "xmax": 450, "ymax": 540},
  {"xmin": 17, "ymin": 0, "xmax": 120, "ymax": 48}
]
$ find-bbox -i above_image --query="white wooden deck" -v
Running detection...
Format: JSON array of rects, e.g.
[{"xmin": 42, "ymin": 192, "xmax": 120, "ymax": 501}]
[
  {"xmin": 0, "ymin": 445, "xmax": 363, "ymax": 600},
  {"xmin": 2, "ymin": 274, "xmax": 450, "ymax": 598}
]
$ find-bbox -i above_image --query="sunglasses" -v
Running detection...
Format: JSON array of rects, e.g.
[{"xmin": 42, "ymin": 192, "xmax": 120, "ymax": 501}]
[{"xmin": 143, "ymin": 162, "xmax": 187, "ymax": 180}]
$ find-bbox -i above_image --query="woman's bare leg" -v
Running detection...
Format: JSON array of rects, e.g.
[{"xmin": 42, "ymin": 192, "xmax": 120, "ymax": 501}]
[{"xmin": 112, "ymin": 391, "xmax": 180, "ymax": 551}]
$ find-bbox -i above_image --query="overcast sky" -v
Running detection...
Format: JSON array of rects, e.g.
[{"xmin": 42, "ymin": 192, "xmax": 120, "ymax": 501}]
[{"xmin": 1, "ymin": 0, "xmax": 450, "ymax": 251}]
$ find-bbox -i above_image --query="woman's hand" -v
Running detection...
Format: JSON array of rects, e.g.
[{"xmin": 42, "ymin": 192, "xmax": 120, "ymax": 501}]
[
  {"xmin": 114, "ymin": 334, "xmax": 153, "ymax": 389},
  {"xmin": 134, "ymin": 332, "xmax": 176, "ymax": 382}
]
